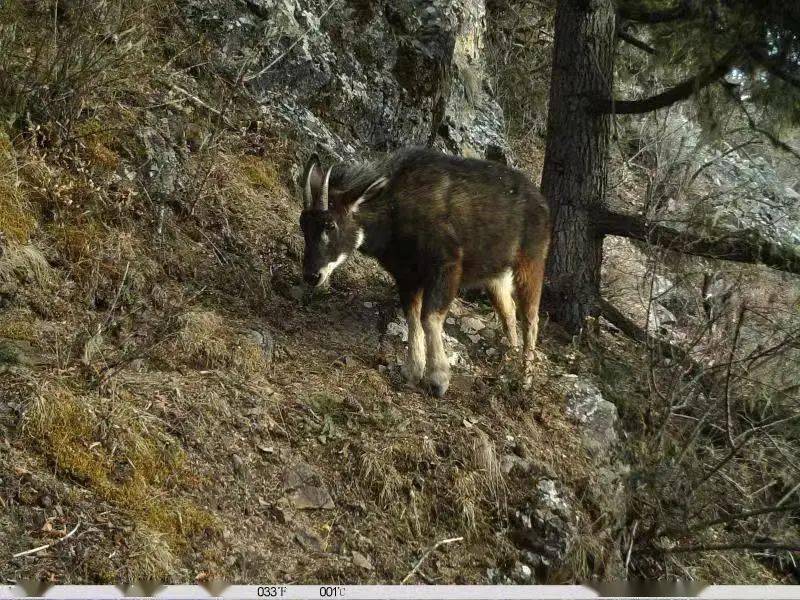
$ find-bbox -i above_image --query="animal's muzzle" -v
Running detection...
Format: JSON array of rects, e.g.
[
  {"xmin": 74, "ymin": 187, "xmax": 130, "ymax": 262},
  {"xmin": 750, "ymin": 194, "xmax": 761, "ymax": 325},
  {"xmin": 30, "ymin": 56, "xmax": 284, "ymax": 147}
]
[{"xmin": 304, "ymin": 271, "xmax": 322, "ymax": 287}]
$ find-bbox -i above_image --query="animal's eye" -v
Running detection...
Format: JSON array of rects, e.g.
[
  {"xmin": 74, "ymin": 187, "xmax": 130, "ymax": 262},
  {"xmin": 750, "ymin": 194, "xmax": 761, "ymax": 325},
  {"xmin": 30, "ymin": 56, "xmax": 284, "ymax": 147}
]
[{"xmin": 324, "ymin": 221, "xmax": 336, "ymax": 232}]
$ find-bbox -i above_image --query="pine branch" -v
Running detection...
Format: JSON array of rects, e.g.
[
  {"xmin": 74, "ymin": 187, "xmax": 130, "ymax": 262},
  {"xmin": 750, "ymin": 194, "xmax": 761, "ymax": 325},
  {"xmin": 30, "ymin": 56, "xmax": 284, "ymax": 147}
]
[
  {"xmin": 725, "ymin": 87, "xmax": 800, "ymax": 163},
  {"xmin": 595, "ymin": 208, "xmax": 800, "ymax": 275},
  {"xmin": 618, "ymin": 1, "xmax": 694, "ymax": 24},
  {"xmin": 692, "ymin": 503, "xmax": 800, "ymax": 533},
  {"xmin": 748, "ymin": 45, "xmax": 800, "ymax": 91},
  {"xmin": 617, "ymin": 28, "xmax": 656, "ymax": 54},
  {"xmin": 597, "ymin": 47, "xmax": 741, "ymax": 115}
]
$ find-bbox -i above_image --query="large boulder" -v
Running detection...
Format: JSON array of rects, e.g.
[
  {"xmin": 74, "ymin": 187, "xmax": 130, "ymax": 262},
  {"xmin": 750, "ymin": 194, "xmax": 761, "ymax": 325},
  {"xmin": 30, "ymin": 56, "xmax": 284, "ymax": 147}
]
[
  {"xmin": 185, "ymin": 0, "xmax": 508, "ymax": 161},
  {"xmin": 564, "ymin": 377, "xmax": 628, "ymax": 532}
]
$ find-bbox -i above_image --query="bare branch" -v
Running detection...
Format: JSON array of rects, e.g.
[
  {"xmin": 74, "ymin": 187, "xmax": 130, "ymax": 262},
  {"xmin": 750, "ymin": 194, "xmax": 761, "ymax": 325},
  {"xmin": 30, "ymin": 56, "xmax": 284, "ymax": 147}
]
[
  {"xmin": 748, "ymin": 45, "xmax": 800, "ymax": 91},
  {"xmin": 596, "ymin": 209, "xmax": 800, "ymax": 276},
  {"xmin": 618, "ymin": 0, "xmax": 694, "ymax": 24},
  {"xmin": 722, "ymin": 305, "xmax": 746, "ymax": 448},
  {"xmin": 725, "ymin": 87, "xmax": 800, "ymax": 163},
  {"xmin": 617, "ymin": 28, "xmax": 656, "ymax": 55},
  {"xmin": 662, "ymin": 503, "xmax": 800, "ymax": 537},
  {"xmin": 598, "ymin": 47, "xmax": 741, "ymax": 115},
  {"xmin": 652, "ymin": 541, "xmax": 800, "ymax": 554}
]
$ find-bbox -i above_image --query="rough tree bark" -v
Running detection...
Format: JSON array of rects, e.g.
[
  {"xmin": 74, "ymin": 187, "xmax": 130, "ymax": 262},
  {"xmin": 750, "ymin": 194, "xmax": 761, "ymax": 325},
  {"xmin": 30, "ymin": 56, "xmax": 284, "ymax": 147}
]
[{"xmin": 540, "ymin": 0, "xmax": 616, "ymax": 333}]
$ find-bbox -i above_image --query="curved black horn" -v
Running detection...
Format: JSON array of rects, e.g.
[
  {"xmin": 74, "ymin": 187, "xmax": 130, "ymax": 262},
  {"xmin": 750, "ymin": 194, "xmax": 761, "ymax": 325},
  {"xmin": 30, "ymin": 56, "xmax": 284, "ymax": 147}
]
[
  {"xmin": 319, "ymin": 166, "xmax": 333, "ymax": 211},
  {"xmin": 302, "ymin": 153, "xmax": 320, "ymax": 209}
]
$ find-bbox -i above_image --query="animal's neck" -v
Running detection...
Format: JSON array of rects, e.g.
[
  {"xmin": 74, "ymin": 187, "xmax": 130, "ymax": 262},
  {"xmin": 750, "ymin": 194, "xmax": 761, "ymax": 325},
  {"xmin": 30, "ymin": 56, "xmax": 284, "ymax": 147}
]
[{"xmin": 354, "ymin": 199, "xmax": 391, "ymax": 258}]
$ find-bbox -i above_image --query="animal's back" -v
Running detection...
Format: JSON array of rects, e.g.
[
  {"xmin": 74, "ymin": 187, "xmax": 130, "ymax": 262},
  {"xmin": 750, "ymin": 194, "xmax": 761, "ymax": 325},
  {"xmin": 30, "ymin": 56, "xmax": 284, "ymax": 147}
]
[{"xmin": 384, "ymin": 148, "xmax": 549, "ymax": 283}]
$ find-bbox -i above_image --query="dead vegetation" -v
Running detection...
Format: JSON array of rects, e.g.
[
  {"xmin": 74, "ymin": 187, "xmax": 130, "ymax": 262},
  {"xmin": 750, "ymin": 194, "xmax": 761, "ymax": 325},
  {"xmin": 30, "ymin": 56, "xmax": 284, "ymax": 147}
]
[{"xmin": 0, "ymin": 0, "xmax": 797, "ymax": 586}]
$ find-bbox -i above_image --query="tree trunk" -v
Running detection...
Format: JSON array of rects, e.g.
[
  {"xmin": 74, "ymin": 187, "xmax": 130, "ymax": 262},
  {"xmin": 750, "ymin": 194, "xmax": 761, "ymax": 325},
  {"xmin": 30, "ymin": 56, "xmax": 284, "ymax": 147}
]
[{"xmin": 540, "ymin": 0, "xmax": 616, "ymax": 333}]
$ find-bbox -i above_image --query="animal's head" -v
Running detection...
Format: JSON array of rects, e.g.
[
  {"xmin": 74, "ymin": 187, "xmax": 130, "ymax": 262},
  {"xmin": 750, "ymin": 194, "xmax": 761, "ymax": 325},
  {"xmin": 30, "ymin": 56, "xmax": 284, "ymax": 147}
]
[{"xmin": 298, "ymin": 153, "xmax": 387, "ymax": 288}]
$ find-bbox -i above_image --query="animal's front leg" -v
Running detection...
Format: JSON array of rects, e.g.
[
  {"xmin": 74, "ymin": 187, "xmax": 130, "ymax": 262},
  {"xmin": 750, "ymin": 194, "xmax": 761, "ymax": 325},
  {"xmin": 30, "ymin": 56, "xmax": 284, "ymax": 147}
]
[
  {"xmin": 422, "ymin": 310, "xmax": 450, "ymax": 397},
  {"xmin": 421, "ymin": 253, "xmax": 462, "ymax": 397},
  {"xmin": 400, "ymin": 288, "xmax": 425, "ymax": 384}
]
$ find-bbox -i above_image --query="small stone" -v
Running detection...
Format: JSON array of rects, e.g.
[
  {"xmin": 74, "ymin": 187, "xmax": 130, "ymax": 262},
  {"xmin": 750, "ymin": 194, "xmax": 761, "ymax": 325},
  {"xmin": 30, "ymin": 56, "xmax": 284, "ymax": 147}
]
[
  {"xmin": 294, "ymin": 529, "xmax": 323, "ymax": 552},
  {"xmin": 232, "ymin": 454, "xmax": 245, "ymax": 475},
  {"xmin": 352, "ymin": 550, "xmax": 373, "ymax": 570},
  {"xmin": 460, "ymin": 316, "xmax": 485, "ymax": 335},
  {"xmin": 514, "ymin": 562, "xmax": 533, "ymax": 582},
  {"xmin": 246, "ymin": 327, "xmax": 275, "ymax": 364}
]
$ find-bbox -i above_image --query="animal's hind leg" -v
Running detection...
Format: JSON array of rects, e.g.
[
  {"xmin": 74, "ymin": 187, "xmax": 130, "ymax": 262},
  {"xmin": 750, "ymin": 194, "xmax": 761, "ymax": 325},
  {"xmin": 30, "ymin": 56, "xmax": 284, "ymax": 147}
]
[
  {"xmin": 400, "ymin": 287, "xmax": 425, "ymax": 384},
  {"xmin": 486, "ymin": 270, "xmax": 519, "ymax": 351},
  {"xmin": 422, "ymin": 250, "xmax": 463, "ymax": 398},
  {"xmin": 514, "ymin": 244, "xmax": 547, "ymax": 380}
]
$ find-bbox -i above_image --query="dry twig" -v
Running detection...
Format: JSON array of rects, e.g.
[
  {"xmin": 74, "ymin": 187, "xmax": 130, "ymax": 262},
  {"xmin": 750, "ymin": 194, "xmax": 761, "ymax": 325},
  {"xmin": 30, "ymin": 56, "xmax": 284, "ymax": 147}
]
[
  {"xmin": 401, "ymin": 537, "xmax": 463, "ymax": 584},
  {"xmin": 12, "ymin": 521, "xmax": 81, "ymax": 559}
]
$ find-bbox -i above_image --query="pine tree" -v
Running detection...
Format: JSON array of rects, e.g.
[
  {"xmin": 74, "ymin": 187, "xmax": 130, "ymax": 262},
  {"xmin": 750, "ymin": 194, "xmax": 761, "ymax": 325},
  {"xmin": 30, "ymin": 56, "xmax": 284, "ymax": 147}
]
[{"xmin": 542, "ymin": 0, "xmax": 800, "ymax": 332}]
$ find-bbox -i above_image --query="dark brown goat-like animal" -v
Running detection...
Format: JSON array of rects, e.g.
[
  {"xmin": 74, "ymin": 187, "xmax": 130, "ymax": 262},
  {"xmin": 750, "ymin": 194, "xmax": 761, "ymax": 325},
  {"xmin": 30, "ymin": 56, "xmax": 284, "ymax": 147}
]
[{"xmin": 299, "ymin": 147, "xmax": 550, "ymax": 397}]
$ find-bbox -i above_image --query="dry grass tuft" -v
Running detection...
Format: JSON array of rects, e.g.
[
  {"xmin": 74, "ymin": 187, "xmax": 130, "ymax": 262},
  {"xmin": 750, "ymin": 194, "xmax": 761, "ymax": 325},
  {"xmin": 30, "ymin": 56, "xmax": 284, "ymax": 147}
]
[
  {"xmin": 126, "ymin": 524, "xmax": 178, "ymax": 581},
  {"xmin": 0, "ymin": 133, "xmax": 37, "ymax": 243},
  {"xmin": 0, "ymin": 309, "xmax": 38, "ymax": 341},
  {"xmin": 238, "ymin": 155, "xmax": 283, "ymax": 193},
  {"xmin": 0, "ymin": 243, "xmax": 57, "ymax": 289},
  {"xmin": 170, "ymin": 310, "xmax": 267, "ymax": 376},
  {"xmin": 360, "ymin": 445, "xmax": 407, "ymax": 506},
  {"xmin": 469, "ymin": 431, "xmax": 505, "ymax": 499},
  {"xmin": 20, "ymin": 379, "xmax": 219, "ymax": 563},
  {"xmin": 452, "ymin": 471, "xmax": 483, "ymax": 532}
]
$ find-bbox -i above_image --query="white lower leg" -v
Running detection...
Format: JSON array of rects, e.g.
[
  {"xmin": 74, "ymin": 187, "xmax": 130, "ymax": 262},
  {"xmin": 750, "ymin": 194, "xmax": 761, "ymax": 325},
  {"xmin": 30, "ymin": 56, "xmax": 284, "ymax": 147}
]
[
  {"xmin": 487, "ymin": 270, "xmax": 519, "ymax": 350},
  {"xmin": 423, "ymin": 312, "xmax": 450, "ymax": 397},
  {"xmin": 402, "ymin": 301, "xmax": 426, "ymax": 384},
  {"xmin": 522, "ymin": 314, "xmax": 539, "ymax": 388}
]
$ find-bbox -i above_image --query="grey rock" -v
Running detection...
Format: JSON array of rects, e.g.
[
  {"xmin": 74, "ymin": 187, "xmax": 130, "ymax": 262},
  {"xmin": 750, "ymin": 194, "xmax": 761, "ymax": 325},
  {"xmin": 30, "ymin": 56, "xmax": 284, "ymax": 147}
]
[
  {"xmin": 282, "ymin": 461, "xmax": 335, "ymax": 510},
  {"xmin": 294, "ymin": 529, "xmax": 323, "ymax": 552},
  {"xmin": 647, "ymin": 303, "xmax": 677, "ymax": 333},
  {"xmin": 246, "ymin": 327, "xmax": 275, "ymax": 364},
  {"xmin": 460, "ymin": 316, "xmax": 485, "ymax": 334},
  {"xmin": 510, "ymin": 479, "xmax": 576, "ymax": 566},
  {"xmin": 564, "ymin": 379, "xmax": 619, "ymax": 459},
  {"xmin": 184, "ymin": 0, "xmax": 508, "ymax": 160},
  {"xmin": 232, "ymin": 454, "xmax": 245, "ymax": 475},
  {"xmin": 564, "ymin": 378, "xmax": 628, "ymax": 531},
  {"xmin": 352, "ymin": 550, "xmax": 373, "ymax": 571},
  {"xmin": 500, "ymin": 453, "xmax": 531, "ymax": 476},
  {"xmin": 138, "ymin": 116, "xmax": 180, "ymax": 201}
]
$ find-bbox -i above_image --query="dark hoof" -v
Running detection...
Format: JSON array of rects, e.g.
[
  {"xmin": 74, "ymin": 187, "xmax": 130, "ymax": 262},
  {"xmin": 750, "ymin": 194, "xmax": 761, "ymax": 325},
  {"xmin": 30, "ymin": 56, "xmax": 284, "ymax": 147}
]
[{"xmin": 425, "ymin": 371, "xmax": 450, "ymax": 397}]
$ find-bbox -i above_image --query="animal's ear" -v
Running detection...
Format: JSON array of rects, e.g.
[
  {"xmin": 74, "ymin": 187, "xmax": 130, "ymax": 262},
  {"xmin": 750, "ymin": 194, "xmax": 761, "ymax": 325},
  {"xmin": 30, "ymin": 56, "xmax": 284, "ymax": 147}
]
[
  {"xmin": 301, "ymin": 153, "xmax": 324, "ymax": 209},
  {"xmin": 347, "ymin": 176, "xmax": 388, "ymax": 214}
]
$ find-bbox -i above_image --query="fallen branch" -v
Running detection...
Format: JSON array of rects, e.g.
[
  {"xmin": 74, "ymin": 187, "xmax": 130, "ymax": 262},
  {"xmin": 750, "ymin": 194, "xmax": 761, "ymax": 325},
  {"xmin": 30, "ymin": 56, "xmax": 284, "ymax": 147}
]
[
  {"xmin": 651, "ymin": 541, "xmax": 800, "ymax": 554},
  {"xmin": 401, "ymin": 536, "xmax": 463, "ymax": 584},
  {"xmin": 662, "ymin": 502, "xmax": 800, "ymax": 537},
  {"xmin": 169, "ymin": 83, "xmax": 232, "ymax": 127},
  {"xmin": 12, "ymin": 521, "xmax": 81, "ymax": 559}
]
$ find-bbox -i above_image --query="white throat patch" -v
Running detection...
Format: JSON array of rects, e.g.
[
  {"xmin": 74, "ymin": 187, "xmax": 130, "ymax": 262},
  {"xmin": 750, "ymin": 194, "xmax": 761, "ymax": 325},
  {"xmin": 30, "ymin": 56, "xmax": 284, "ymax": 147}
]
[{"xmin": 318, "ymin": 253, "xmax": 348, "ymax": 286}]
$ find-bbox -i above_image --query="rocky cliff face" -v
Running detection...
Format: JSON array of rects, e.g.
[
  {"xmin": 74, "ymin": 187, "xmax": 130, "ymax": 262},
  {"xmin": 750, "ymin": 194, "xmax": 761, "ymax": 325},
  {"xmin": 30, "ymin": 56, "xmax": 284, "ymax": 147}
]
[{"xmin": 185, "ymin": 0, "xmax": 508, "ymax": 162}]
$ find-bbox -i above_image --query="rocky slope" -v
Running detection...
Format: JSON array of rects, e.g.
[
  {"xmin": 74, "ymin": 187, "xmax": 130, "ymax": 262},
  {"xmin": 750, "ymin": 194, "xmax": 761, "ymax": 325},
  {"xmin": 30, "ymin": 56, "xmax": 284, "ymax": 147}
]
[{"xmin": 1, "ymin": 0, "xmax": 793, "ymax": 585}]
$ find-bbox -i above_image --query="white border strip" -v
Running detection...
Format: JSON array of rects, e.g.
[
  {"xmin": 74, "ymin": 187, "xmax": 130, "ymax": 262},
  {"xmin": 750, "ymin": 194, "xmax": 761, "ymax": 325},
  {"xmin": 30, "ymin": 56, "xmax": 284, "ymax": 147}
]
[{"xmin": 1, "ymin": 585, "xmax": 799, "ymax": 599}]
